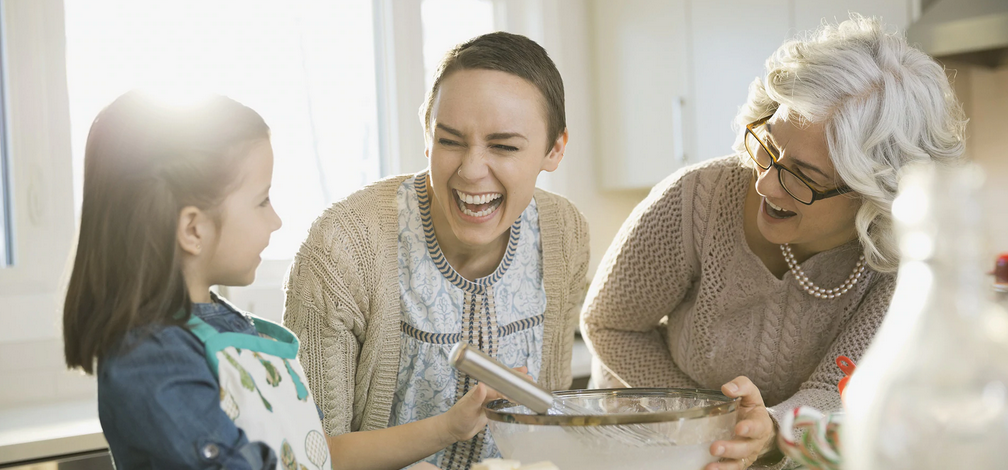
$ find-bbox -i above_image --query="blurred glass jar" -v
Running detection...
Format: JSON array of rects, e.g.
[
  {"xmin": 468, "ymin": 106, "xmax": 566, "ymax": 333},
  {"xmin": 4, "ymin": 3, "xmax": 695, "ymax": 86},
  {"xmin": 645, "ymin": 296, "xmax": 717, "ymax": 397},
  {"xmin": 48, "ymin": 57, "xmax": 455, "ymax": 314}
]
[{"xmin": 843, "ymin": 163, "xmax": 1008, "ymax": 469}]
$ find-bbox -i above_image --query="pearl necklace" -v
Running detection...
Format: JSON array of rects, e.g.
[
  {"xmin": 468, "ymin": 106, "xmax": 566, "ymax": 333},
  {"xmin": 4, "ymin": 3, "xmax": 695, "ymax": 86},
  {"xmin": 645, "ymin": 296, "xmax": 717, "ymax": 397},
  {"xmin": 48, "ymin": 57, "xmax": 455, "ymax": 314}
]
[{"xmin": 781, "ymin": 243, "xmax": 865, "ymax": 299}]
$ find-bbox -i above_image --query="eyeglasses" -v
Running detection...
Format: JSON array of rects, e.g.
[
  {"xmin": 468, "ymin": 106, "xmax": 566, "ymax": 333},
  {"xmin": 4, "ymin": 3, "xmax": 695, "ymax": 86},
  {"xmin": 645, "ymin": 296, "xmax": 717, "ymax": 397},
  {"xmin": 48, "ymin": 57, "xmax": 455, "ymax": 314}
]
[{"xmin": 744, "ymin": 115, "xmax": 852, "ymax": 205}]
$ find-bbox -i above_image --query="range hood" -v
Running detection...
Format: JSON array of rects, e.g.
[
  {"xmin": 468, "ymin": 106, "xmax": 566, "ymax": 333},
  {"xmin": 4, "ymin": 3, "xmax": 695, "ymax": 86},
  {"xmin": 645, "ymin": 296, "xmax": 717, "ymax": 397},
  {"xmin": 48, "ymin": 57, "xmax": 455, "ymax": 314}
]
[{"xmin": 907, "ymin": 0, "xmax": 1008, "ymax": 68}]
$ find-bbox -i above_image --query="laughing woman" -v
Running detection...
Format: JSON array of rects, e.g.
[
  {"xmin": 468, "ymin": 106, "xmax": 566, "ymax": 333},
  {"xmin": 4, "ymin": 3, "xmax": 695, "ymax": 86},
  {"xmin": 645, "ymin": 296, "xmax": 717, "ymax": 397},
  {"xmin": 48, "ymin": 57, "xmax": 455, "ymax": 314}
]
[
  {"xmin": 283, "ymin": 32, "xmax": 589, "ymax": 470},
  {"xmin": 580, "ymin": 16, "xmax": 965, "ymax": 470}
]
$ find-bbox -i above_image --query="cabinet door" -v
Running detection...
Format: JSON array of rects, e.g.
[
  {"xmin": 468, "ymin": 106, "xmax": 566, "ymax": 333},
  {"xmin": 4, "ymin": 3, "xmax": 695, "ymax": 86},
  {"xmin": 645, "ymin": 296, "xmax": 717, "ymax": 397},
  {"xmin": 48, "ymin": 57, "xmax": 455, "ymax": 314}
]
[
  {"xmin": 688, "ymin": 0, "xmax": 791, "ymax": 164},
  {"xmin": 687, "ymin": 0, "xmax": 910, "ymax": 165},
  {"xmin": 591, "ymin": 0, "xmax": 690, "ymax": 190}
]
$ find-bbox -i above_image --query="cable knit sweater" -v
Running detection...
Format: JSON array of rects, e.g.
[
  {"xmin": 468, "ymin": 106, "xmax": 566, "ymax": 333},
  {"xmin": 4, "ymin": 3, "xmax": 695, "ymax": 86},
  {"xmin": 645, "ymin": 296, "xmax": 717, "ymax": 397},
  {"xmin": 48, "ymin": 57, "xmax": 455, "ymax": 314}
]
[
  {"xmin": 283, "ymin": 174, "xmax": 590, "ymax": 436},
  {"xmin": 581, "ymin": 156, "xmax": 895, "ymax": 469}
]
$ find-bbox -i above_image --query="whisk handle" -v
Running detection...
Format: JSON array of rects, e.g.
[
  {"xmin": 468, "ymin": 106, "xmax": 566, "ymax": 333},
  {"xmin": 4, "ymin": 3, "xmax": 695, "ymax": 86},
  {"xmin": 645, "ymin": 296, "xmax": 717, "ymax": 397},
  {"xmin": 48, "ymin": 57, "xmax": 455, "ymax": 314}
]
[{"xmin": 449, "ymin": 343, "xmax": 554, "ymax": 414}]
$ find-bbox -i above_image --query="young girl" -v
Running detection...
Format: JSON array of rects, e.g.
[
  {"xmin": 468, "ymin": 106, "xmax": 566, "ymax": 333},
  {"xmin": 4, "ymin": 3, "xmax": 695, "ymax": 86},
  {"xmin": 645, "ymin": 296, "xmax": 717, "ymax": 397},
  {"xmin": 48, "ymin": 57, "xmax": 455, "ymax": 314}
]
[{"xmin": 62, "ymin": 91, "xmax": 481, "ymax": 469}]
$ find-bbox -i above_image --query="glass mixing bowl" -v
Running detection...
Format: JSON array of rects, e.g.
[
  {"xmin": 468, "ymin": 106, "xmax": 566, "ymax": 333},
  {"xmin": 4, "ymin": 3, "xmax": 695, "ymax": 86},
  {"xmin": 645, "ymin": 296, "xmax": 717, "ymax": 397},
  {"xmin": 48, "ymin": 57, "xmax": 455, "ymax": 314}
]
[{"xmin": 485, "ymin": 388, "xmax": 739, "ymax": 470}]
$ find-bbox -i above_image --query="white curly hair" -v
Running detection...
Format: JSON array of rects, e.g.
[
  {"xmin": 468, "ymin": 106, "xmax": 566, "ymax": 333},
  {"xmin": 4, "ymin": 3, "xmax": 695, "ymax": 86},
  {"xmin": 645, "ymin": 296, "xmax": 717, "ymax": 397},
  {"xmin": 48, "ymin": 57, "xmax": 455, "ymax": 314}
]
[{"xmin": 732, "ymin": 14, "xmax": 967, "ymax": 272}]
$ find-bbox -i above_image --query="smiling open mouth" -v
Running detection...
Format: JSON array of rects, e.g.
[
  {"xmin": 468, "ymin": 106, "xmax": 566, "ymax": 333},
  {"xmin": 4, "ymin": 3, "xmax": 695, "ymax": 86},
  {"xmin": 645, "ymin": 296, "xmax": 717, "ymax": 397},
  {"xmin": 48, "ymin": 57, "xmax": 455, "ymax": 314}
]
[
  {"xmin": 454, "ymin": 189, "xmax": 504, "ymax": 218},
  {"xmin": 764, "ymin": 198, "xmax": 797, "ymax": 219}
]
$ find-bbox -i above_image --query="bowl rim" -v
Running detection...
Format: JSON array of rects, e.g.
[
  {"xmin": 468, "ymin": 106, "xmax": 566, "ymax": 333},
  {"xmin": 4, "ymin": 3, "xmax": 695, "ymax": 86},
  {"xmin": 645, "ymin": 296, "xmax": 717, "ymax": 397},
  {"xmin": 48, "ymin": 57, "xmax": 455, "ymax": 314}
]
[{"xmin": 484, "ymin": 388, "xmax": 740, "ymax": 426}]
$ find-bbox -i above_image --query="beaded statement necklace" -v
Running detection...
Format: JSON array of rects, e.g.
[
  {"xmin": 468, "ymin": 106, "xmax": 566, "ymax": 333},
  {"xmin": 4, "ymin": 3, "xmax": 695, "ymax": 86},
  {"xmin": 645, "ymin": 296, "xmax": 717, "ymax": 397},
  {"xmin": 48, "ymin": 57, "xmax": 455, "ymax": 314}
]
[{"xmin": 781, "ymin": 243, "xmax": 865, "ymax": 299}]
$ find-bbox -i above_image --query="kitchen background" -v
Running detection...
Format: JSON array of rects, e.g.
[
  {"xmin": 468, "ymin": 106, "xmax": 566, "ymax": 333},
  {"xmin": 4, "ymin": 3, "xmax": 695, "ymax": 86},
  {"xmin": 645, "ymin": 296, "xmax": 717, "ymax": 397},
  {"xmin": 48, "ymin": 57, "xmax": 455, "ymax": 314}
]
[{"xmin": 0, "ymin": 0, "xmax": 1004, "ymax": 466}]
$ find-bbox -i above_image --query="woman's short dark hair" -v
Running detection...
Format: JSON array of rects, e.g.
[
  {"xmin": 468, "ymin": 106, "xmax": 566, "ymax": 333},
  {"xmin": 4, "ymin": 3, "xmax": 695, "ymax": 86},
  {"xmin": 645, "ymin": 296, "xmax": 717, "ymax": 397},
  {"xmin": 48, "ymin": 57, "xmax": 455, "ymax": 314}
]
[{"xmin": 420, "ymin": 31, "xmax": 566, "ymax": 151}]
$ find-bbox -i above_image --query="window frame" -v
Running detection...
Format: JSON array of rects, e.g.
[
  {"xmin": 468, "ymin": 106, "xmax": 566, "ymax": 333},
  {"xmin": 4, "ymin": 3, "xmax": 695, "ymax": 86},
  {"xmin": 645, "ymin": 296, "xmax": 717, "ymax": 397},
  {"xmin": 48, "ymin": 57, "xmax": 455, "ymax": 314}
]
[
  {"xmin": 0, "ymin": 0, "xmax": 76, "ymax": 344},
  {"xmin": 0, "ymin": 1, "xmax": 12, "ymax": 267}
]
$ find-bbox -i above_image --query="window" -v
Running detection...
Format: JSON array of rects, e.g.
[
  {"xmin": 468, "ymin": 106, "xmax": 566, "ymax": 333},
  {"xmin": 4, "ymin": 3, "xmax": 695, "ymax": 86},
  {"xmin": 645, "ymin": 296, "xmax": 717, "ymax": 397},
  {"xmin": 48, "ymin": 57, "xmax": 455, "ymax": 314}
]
[
  {"xmin": 60, "ymin": 0, "xmax": 523, "ymax": 320},
  {"xmin": 0, "ymin": 3, "xmax": 11, "ymax": 268},
  {"xmin": 420, "ymin": 0, "xmax": 496, "ymax": 92},
  {"xmin": 63, "ymin": 0, "xmax": 381, "ymax": 260}
]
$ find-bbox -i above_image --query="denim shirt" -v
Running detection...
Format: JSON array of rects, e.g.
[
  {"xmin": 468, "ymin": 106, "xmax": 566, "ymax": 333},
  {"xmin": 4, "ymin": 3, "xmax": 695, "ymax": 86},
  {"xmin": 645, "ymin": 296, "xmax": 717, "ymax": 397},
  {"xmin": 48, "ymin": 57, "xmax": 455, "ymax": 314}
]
[{"xmin": 98, "ymin": 296, "xmax": 277, "ymax": 470}]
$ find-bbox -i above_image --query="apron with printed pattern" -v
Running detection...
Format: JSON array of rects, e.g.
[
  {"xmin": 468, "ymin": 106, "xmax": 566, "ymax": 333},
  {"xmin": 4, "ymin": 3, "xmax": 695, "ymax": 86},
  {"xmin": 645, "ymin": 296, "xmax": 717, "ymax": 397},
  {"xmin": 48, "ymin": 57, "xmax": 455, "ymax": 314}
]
[{"xmin": 187, "ymin": 316, "xmax": 333, "ymax": 470}]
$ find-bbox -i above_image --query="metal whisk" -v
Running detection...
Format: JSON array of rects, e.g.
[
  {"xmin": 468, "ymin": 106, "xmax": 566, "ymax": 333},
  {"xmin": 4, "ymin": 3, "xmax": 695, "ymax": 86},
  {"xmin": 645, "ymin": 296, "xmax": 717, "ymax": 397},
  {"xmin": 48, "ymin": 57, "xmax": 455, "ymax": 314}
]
[{"xmin": 449, "ymin": 343, "xmax": 676, "ymax": 446}]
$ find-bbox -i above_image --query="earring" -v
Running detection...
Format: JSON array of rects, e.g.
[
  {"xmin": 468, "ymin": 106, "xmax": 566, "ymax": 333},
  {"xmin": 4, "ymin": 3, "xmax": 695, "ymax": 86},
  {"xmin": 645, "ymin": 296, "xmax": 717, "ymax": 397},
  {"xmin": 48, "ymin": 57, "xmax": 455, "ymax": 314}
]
[{"xmin": 196, "ymin": 244, "xmax": 202, "ymax": 251}]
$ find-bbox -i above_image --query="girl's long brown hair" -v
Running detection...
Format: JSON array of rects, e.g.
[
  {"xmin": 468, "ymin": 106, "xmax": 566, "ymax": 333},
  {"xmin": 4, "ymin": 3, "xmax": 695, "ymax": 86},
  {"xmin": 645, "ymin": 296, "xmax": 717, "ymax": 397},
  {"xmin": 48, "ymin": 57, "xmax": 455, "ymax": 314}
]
[{"xmin": 64, "ymin": 91, "xmax": 269, "ymax": 374}]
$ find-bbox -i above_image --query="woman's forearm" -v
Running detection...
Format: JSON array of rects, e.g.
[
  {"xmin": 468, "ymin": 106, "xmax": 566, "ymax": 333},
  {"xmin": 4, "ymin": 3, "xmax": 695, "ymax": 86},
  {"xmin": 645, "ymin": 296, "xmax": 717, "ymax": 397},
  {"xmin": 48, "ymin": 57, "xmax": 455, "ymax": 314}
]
[
  {"xmin": 583, "ymin": 326, "xmax": 698, "ymax": 388},
  {"xmin": 327, "ymin": 414, "xmax": 455, "ymax": 470}
]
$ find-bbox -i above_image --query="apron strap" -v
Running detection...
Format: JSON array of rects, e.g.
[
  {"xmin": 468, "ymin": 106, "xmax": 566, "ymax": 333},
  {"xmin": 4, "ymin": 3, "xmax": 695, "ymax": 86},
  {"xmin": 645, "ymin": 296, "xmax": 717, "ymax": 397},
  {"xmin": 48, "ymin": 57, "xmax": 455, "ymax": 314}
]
[
  {"xmin": 184, "ymin": 311, "xmax": 309, "ymax": 401},
  {"xmin": 184, "ymin": 314, "xmax": 227, "ymax": 377},
  {"xmin": 185, "ymin": 314, "xmax": 221, "ymax": 343}
]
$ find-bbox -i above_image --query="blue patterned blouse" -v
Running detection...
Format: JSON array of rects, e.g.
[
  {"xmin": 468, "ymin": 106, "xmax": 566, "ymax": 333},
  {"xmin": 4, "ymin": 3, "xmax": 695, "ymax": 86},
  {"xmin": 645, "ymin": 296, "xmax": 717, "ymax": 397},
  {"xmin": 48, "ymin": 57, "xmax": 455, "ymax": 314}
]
[{"xmin": 389, "ymin": 173, "xmax": 547, "ymax": 470}]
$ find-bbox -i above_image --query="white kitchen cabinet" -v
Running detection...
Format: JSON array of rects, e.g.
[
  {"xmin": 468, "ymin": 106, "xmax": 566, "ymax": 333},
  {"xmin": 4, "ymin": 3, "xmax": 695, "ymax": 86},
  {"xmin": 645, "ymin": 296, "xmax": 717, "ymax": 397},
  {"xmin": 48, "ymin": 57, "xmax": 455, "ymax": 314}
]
[
  {"xmin": 688, "ymin": 0, "xmax": 792, "ymax": 163},
  {"xmin": 591, "ymin": 0, "xmax": 914, "ymax": 190},
  {"xmin": 590, "ymin": 0, "xmax": 690, "ymax": 190}
]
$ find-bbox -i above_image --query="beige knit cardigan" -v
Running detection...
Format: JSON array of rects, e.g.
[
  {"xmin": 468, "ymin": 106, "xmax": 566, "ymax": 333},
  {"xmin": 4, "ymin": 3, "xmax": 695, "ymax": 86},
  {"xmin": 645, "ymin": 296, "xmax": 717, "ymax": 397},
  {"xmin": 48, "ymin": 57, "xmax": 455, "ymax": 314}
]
[
  {"xmin": 283, "ymin": 174, "xmax": 590, "ymax": 436},
  {"xmin": 581, "ymin": 157, "xmax": 895, "ymax": 469}
]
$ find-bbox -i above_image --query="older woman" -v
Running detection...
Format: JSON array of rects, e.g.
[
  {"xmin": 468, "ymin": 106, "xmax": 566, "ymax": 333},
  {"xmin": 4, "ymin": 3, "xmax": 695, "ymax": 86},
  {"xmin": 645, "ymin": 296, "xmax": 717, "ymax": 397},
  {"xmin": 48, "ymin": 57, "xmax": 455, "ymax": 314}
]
[
  {"xmin": 284, "ymin": 32, "xmax": 589, "ymax": 470},
  {"xmin": 581, "ymin": 15, "xmax": 965, "ymax": 470}
]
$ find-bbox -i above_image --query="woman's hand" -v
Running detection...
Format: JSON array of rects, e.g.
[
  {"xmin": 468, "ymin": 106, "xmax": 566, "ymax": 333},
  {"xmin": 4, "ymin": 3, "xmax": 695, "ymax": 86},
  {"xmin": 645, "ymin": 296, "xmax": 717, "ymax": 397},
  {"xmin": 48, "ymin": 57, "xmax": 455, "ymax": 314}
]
[
  {"xmin": 412, "ymin": 463, "xmax": 442, "ymax": 470},
  {"xmin": 705, "ymin": 376, "xmax": 776, "ymax": 470},
  {"xmin": 440, "ymin": 366, "xmax": 528, "ymax": 442},
  {"xmin": 440, "ymin": 382, "xmax": 501, "ymax": 441}
]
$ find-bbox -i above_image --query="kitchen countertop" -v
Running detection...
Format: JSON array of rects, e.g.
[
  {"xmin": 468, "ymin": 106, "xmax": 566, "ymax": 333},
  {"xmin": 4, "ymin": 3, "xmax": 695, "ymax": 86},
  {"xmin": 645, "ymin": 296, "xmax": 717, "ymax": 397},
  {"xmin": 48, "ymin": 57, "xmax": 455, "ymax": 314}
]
[{"xmin": 0, "ymin": 399, "xmax": 107, "ymax": 465}]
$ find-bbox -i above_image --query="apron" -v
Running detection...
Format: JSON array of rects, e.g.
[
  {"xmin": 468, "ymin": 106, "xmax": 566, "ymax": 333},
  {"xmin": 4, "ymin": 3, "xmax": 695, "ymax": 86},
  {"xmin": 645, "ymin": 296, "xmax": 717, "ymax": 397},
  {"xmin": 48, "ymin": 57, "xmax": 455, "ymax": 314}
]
[{"xmin": 187, "ymin": 315, "xmax": 333, "ymax": 470}]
